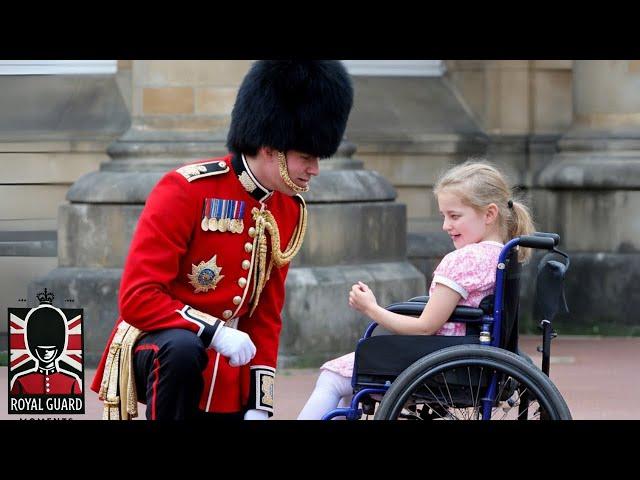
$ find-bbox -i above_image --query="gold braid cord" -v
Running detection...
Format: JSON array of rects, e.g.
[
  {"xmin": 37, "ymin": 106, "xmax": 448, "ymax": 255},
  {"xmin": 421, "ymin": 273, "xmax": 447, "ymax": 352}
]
[
  {"xmin": 249, "ymin": 201, "xmax": 307, "ymax": 316},
  {"xmin": 98, "ymin": 321, "xmax": 145, "ymax": 420}
]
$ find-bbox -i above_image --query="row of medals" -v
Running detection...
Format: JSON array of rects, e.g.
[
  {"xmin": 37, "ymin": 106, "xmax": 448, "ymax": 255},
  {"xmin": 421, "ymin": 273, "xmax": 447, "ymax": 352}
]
[{"xmin": 201, "ymin": 216, "xmax": 245, "ymax": 234}]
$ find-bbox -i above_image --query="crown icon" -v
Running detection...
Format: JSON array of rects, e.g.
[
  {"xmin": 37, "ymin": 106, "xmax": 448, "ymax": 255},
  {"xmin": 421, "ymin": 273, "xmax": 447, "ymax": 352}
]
[{"xmin": 36, "ymin": 288, "xmax": 55, "ymax": 304}]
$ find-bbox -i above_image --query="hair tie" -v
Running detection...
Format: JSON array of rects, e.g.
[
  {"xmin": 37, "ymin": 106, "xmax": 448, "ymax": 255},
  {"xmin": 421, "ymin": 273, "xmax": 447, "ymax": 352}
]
[{"xmin": 507, "ymin": 200, "xmax": 513, "ymax": 209}]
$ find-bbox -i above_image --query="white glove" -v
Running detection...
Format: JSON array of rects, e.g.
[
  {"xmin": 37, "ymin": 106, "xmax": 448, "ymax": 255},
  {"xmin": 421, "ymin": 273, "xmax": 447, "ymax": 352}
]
[
  {"xmin": 244, "ymin": 409, "xmax": 269, "ymax": 420},
  {"xmin": 209, "ymin": 326, "xmax": 256, "ymax": 367}
]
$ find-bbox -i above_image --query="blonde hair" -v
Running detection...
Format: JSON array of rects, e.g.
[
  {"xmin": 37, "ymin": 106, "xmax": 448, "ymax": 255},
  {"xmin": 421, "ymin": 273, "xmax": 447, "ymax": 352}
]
[{"xmin": 434, "ymin": 160, "xmax": 535, "ymax": 262}]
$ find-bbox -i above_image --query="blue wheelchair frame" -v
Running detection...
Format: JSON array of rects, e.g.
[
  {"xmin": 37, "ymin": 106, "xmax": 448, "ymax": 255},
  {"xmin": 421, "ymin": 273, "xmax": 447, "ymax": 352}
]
[{"xmin": 322, "ymin": 233, "xmax": 563, "ymax": 421}]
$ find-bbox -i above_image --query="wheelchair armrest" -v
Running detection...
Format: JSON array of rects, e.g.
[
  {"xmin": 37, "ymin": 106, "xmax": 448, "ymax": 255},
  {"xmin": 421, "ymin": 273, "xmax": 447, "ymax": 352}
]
[
  {"xmin": 386, "ymin": 301, "xmax": 484, "ymax": 321},
  {"xmin": 451, "ymin": 306, "xmax": 486, "ymax": 321},
  {"xmin": 386, "ymin": 301, "xmax": 427, "ymax": 316},
  {"xmin": 363, "ymin": 301, "xmax": 486, "ymax": 338},
  {"xmin": 407, "ymin": 295, "xmax": 429, "ymax": 303}
]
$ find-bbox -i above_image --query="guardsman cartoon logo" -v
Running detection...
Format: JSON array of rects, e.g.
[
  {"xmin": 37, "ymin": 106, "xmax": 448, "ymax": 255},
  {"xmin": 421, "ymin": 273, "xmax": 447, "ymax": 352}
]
[{"xmin": 8, "ymin": 288, "xmax": 84, "ymax": 415}]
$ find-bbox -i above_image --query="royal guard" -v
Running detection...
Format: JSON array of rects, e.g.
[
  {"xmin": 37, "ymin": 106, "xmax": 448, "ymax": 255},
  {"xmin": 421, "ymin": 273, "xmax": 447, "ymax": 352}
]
[{"xmin": 91, "ymin": 61, "xmax": 353, "ymax": 420}]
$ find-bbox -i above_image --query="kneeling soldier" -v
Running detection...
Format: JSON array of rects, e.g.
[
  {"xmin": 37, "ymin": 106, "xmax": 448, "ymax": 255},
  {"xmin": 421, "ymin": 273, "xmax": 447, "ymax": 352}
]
[{"xmin": 91, "ymin": 60, "xmax": 353, "ymax": 420}]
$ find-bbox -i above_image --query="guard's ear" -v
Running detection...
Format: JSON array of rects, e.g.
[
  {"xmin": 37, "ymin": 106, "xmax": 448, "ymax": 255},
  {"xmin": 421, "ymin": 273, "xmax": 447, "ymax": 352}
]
[{"xmin": 259, "ymin": 146, "xmax": 278, "ymax": 163}]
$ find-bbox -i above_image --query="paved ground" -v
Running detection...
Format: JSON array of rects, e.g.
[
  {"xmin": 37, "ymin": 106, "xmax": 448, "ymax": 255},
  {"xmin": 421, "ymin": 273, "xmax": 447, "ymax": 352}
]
[{"xmin": 1, "ymin": 335, "xmax": 638, "ymax": 420}]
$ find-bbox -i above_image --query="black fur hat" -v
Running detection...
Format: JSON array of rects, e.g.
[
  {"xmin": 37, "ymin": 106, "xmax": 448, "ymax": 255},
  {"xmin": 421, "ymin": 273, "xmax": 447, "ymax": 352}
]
[
  {"xmin": 26, "ymin": 306, "xmax": 66, "ymax": 353},
  {"xmin": 227, "ymin": 60, "xmax": 353, "ymax": 159}
]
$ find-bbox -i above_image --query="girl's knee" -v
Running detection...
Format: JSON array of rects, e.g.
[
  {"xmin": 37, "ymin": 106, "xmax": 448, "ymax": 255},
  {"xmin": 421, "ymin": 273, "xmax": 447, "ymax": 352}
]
[{"xmin": 317, "ymin": 369, "xmax": 352, "ymax": 397}]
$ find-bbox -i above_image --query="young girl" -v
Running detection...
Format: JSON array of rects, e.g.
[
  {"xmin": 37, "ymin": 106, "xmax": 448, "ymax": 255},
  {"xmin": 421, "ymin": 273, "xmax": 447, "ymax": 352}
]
[{"xmin": 297, "ymin": 160, "xmax": 535, "ymax": 419}]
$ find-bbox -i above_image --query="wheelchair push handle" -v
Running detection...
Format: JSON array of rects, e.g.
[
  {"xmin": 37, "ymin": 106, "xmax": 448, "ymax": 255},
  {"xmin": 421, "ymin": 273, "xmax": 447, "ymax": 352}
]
[
  {"xmin": 532, "ymin": 231, "xmax": 560, "ymax": 246},
  {"xmin": 518, "ymin": 235, "xmax": 556, "ymax": 250}
]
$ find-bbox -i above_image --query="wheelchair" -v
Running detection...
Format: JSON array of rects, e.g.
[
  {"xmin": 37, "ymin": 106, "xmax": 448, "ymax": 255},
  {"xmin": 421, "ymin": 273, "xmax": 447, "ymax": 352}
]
[{"xmin": 323, "ymin": 232, "xmax": 571, "ymax": 420}]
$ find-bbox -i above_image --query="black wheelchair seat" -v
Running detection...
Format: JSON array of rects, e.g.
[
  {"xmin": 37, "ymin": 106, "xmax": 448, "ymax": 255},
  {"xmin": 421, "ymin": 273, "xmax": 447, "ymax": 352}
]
[{"xmin": 354, "ymin": 334, "xmax": 480, "ymax": 388}]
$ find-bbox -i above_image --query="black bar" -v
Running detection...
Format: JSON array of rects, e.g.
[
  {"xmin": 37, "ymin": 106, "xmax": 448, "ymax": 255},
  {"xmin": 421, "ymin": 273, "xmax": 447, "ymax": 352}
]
[{"xmin": 541, "ymin": 319, "xmax": 552, "ymax": 377}]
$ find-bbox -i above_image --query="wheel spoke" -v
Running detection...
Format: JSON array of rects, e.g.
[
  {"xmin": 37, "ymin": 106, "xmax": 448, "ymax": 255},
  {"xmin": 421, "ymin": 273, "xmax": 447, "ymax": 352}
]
[
  {"xmin": 376, "ymin": 347, "xmax": 570, "ymax": 421},
  {"xmin": 420, "ymin": 382, "xmax": 456, "ymax": 420}
]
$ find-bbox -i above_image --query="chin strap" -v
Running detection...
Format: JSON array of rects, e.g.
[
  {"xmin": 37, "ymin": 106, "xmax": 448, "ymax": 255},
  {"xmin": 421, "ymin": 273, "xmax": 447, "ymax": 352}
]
[{"xmin": 277, "ymin": 151, "xmax": 309, "ymax": 193}]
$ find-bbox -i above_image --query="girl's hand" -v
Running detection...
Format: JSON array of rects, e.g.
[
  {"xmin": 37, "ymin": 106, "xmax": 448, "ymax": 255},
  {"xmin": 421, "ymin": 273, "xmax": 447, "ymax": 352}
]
[{"xmin": 349, "ymin": 281, "xmax": 378, "ymax": 315}]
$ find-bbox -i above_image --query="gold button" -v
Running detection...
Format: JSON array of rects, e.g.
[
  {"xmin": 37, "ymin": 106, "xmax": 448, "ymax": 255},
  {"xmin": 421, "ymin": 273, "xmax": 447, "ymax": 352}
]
[
  {"xmin": 223, "ymin": 310, "xmax": 232, "ymax": 319},
  {"xmin": 233, "ymin": 296, "xmax": 242, "ymax": 305},
  {"xmin": 248, "ymin": 227, "xmax": 256, "ymax": 238},
  {"xmin": 242, "ymin": 260, "xmax": 251, "ymax": 270},
  {"xmin": 238, "ymin": 277, "xmax": 247, "ymax": 287},
  {"xmin": 218, "ymin": 161, "xmax": 227, "ymax": 168},
  {"xmin": 244, "ymin": 242, "xmax": 253, "ymax": 253}
]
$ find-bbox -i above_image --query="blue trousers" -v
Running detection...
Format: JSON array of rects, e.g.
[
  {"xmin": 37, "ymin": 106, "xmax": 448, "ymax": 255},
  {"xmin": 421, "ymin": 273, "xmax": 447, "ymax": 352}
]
[{"xmin": 133, "ymin": 328, "xmax": 243, "ymax": 420}]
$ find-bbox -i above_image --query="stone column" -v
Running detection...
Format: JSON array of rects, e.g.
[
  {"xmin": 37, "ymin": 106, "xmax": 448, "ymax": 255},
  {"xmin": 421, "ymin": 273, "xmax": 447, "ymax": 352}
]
[
  {"xmin": 0, "ymin": 61, "xmax": 129, "ymax": 351},
  {"xmin": 446, "ymin": 60, "xmax": 573, "ymax": 184},
  {"xmin": 536, "ymin": 60, "xmax": 640, "ymax": 334},
  {"xmin": 32, "ymin": 61, "xmax": 424, "ymax": 366}
]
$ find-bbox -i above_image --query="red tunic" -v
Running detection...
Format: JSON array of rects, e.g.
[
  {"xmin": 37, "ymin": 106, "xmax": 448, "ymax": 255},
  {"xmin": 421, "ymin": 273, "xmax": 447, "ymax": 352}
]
[
  {"xmin": 91, "ymin": 153, "xmax": 302, "ymax": 415},
  {"xmin": 12, "ymin": 369, "xmax": 81, "ymax": 395}
]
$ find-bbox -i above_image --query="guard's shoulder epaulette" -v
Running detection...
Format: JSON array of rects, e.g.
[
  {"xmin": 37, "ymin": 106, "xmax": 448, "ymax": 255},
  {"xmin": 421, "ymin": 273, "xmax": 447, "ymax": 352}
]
[
  {"xmin": 293, "ymin": 193, "xmax": 306, "ymax": 207},
  {"xmin": 176, "ymin": 159, "xmax": 230, "ymax": 182}
]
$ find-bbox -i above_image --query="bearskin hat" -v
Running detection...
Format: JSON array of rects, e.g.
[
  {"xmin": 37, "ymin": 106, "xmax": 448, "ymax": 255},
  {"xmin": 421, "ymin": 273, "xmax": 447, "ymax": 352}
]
[
  {"xmin": 26, "ymin": 305, "xmax": 66, "ymax": 353},
  {"xmin": 227, "ymin": 60, "xmax": 353, "ymax": 159}
]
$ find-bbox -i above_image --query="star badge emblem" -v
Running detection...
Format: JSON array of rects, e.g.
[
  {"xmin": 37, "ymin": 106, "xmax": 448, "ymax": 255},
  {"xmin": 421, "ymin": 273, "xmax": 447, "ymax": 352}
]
[{"xmin": 187, "ymin": 255, "xmax": 225, "ymax": 293}]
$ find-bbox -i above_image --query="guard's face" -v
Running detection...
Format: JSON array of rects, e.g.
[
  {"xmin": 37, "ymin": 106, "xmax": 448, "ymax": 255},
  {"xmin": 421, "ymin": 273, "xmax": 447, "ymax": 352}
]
[
  {"xmin": 284, "ymin": 150, "xmax": 320, "ymax": 190},
  {"xmin": 35, "ymin": 346, "xmax": 59, "ymax": 363},
  {"xmin": 438, "ymin": 190, "xmax": 492, "ymax": 249},
  {"xmin": 270, "ymin": 149, "xmax": 319, "ymax": 195}
]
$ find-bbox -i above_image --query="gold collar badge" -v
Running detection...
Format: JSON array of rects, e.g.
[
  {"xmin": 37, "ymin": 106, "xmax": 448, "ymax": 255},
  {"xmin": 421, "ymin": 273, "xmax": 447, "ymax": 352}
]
[
  {"xmin": 188, "ymin": 255, "xmax": 225, "ymax": 293},
  {"xmin": 239, "ymin": 171, "xmax": 257, "ymax": 193}
]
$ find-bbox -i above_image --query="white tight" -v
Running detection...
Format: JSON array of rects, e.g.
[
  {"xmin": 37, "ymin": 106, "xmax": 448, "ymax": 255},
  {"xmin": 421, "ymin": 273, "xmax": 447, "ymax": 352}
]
[{"xmin": 297, "ymin": 369, "xmax": 353, "ymax": 420}]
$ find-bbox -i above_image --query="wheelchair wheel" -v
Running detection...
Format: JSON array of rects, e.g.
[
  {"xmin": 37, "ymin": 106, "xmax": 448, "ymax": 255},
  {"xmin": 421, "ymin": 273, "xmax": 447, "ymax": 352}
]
[{"xmin": 374, "ymin": 345, "xmax": 571, "ymax": 420}]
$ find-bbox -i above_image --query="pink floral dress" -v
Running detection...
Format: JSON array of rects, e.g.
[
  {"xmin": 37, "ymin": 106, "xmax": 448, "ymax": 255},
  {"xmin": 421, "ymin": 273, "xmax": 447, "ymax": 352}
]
[{"xmin": 322, "ymin": 241, "xmax": 504, "ymax": 378}]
